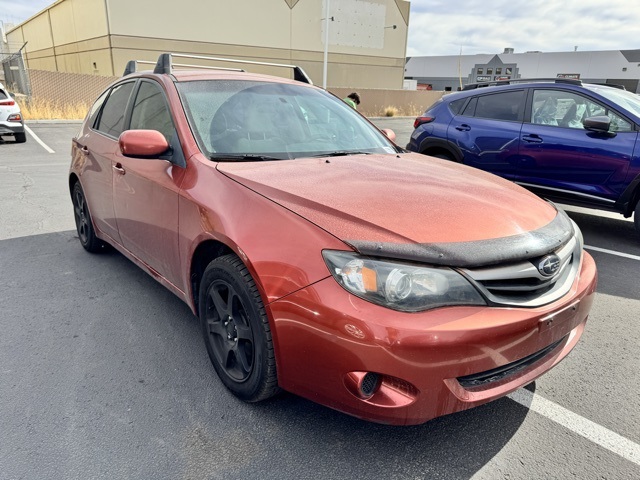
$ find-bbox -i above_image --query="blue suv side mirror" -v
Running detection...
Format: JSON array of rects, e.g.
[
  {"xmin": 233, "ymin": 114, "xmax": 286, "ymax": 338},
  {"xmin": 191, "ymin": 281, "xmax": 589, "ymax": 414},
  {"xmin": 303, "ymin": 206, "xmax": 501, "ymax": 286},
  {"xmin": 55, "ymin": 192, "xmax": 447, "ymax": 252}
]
[{"xmin": 583, "ymin": 116, "xmax": 611, "ymax": 133}]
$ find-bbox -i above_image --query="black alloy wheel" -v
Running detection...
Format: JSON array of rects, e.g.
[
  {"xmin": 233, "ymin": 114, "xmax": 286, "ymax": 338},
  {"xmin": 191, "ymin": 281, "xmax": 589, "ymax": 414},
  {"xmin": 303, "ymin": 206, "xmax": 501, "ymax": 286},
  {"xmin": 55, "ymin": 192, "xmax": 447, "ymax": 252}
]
[
  {"xmin": 72, "ymin": 182, "xmax": 105, "ymax": 253},
  {"xmin": 199, "ymin": 255, "xmax": 279, "ymax": 402}
]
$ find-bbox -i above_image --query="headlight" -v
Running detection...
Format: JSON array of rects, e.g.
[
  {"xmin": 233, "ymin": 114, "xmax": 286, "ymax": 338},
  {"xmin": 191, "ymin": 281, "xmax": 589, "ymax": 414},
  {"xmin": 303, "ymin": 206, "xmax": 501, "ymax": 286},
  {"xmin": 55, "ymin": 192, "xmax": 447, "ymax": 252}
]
[{"xmin": 322, "ymin": 250, "xmax": 486, "ymax": 312}]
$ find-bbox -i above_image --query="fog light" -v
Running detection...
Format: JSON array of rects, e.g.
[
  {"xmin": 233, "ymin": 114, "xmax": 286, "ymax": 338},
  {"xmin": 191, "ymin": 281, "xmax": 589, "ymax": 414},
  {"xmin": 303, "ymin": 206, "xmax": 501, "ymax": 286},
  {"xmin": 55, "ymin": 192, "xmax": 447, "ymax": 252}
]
[{"xmin": 360, "ymin": 372, "xmax": 380, "ymax": 398}]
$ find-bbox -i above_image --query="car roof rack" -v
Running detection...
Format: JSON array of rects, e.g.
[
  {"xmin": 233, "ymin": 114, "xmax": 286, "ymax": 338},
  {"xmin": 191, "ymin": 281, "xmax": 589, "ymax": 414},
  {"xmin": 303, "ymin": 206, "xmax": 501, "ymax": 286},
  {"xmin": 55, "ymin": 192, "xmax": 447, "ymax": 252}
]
[
  {"xmin": 123, "ymin": 53, "xmax": 313, "ymax": 85},
  {"xmin": 123, "ymin": 59, "xmax": 242, "ymax": 76},
  {"xmin": 591, "ymin": 82, "xmax": 626, "ymax": 90},
  {"xmin": 462, "ymin": 77, "xmax": 583, "ymax": 90}
]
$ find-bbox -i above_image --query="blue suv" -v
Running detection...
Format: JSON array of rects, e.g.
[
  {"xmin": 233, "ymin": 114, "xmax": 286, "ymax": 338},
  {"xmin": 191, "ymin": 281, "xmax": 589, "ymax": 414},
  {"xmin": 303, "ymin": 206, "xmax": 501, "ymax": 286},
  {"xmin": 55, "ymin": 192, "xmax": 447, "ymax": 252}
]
[{"xmin": 407, "ymin": 79, "xmax": 640, "ymax": 233}]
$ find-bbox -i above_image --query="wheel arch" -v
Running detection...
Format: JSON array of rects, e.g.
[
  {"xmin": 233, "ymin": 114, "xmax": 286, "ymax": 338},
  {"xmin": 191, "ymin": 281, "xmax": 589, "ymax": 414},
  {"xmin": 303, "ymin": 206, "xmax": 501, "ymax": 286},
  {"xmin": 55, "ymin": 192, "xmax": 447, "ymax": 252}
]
[
  {"xmin": 629, "ymin": 178, "xmax": 640, "ymax": 215},
  {"xmin": 69, "ymin": 173, "xmax": 80, "ymax": 197},
  {"xmin": 420, "ymin": 138, "xmax": 464, "ymax": 163},
  {"xmin": 189, "ymin": 239, "xmax": 235, "ymax": 315}
]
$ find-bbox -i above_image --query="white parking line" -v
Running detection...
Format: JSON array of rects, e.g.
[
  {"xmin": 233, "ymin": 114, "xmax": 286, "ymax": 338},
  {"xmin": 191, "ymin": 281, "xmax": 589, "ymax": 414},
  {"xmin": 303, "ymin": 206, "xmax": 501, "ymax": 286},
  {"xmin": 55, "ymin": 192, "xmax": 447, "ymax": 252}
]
[
  {"xmin": 508, "ymin": 389, "xmax": 640, "ymax": 466},
  {"xmin": 585, "ymin": 245, "xmax": 640, "ymax": 261},
  {"xmin": 24, "ymin": 124, "xmax": 55, "ymax": 154}
]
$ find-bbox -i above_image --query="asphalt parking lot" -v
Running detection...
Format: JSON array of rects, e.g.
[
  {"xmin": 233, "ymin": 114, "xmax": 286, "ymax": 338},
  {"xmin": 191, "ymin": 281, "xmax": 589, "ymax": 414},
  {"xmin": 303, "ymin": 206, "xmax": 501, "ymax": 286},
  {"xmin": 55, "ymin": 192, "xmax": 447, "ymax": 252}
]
[{"xmin": 0, "ymin": 122, "xmax": 638, "ymax": 480}]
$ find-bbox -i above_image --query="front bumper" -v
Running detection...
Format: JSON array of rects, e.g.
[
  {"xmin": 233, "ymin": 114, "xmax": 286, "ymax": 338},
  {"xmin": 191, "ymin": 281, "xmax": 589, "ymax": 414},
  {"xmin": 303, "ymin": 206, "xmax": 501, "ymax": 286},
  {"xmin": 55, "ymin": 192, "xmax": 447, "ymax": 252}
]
[{"xmin": 268, "ymin": 251, "xmax": 597, "ymax": 425}]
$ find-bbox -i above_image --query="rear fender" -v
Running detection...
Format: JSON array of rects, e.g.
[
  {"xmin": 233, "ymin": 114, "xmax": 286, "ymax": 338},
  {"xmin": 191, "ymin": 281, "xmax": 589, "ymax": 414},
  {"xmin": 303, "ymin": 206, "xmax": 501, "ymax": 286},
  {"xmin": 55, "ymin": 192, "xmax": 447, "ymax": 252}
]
[{"xmin": 420, "ymin": 138, "xmax": 464, "ymax": 162}]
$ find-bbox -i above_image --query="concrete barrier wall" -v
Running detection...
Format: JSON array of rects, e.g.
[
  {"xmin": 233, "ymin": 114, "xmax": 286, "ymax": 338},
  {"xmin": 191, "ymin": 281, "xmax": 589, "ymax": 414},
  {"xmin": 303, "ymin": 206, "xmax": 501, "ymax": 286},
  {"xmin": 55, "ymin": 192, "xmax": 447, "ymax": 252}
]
[{"xmin": 329, "ymin": 88, "xmax": 445, "ymax": 117}]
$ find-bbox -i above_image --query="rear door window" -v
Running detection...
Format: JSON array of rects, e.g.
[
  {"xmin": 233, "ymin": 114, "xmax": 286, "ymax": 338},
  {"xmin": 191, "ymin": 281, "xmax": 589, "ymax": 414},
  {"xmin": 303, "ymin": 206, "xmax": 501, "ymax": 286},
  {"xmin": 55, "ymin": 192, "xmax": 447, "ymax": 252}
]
[
  {"xmin": 474, "ymin": 91, "xmax": 525, "ymax": 122},
  {"xmin": 96, "ymin": 82, "xmax": 135, "ymax": 138}
]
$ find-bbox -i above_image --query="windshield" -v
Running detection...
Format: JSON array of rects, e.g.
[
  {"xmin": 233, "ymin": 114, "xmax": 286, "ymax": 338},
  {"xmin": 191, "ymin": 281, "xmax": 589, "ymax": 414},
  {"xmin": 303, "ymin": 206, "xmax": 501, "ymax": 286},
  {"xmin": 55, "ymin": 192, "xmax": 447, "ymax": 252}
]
[
  {"xmin": 587, "ymin": 84, "xmax": 640, "ymax": 118},
  {"xmin": 176, "ymin": 80, "xmax": 397, "ymax": 160}
]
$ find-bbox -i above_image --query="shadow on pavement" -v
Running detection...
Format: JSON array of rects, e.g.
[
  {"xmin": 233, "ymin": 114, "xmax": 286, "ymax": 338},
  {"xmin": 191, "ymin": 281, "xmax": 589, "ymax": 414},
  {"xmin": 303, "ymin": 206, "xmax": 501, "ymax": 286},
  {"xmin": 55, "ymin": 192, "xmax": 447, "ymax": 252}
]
[{"xmin": 0, "ymin": 230, "xmax": 531, "ymax": 480}]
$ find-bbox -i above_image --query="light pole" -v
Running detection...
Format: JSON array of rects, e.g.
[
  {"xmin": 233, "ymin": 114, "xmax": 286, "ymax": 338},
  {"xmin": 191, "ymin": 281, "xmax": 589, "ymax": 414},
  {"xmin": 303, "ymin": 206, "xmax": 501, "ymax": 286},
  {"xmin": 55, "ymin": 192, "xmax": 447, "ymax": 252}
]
[{"xmin": 322, "ymin": 0, "xmax": 331, "ymax": 89}]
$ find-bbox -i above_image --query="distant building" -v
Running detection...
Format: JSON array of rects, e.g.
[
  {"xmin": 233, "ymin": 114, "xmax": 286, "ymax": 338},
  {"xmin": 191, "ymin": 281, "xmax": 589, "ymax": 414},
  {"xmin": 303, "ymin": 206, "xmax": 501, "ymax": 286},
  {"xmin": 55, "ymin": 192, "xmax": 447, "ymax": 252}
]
[
  {"xmin": 4, "ymin": 0, "xmax": 410, "ymax": 89},
  {"xmin": 405, "ymin": 48, "xmax": 640, "ymax": 93}
]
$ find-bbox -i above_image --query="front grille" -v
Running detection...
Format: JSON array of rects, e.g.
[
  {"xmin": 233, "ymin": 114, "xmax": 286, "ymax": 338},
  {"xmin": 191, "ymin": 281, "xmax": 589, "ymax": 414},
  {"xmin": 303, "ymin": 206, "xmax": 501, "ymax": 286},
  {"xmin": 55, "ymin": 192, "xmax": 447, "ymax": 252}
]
[
  {"xmin": 460, "ymin": 235, "xmax": 581, "ymax": 307},
  {"xmin": 457, "ymin": 336, "xmax": 566, "ymax": 388}
]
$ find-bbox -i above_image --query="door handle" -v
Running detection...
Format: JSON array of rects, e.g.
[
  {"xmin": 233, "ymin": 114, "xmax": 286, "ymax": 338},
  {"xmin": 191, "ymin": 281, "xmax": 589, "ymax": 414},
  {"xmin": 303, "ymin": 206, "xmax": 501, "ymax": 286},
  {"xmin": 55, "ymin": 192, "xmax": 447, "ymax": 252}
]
[
  {"xmin": 522, "ymin": 134, "xmax": 543, "ymax": 144},
  {"xmin": 455, "ymin": 124, "xmax": 471, "ymax": 132},
  {"xmin": 113, "ymin": 163, "xmax": 126, "ymax": 175}
]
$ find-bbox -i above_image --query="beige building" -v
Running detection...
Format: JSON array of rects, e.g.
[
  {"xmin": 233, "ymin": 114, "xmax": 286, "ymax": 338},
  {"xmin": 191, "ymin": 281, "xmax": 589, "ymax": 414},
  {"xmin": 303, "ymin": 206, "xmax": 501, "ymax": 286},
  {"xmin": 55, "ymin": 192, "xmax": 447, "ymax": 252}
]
[{"xmin": 6, "ymin": 0, "xmax": 410, "ymax": 89}]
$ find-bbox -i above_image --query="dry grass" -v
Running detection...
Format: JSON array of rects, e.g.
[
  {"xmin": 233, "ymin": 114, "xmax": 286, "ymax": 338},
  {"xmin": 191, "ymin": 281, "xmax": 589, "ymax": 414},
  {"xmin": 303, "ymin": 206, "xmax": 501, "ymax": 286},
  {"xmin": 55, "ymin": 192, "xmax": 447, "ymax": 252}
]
[
  {"xmin": 382, "ymin": 105, "xmax": 399, "ymax": 117},
  {"xmin": 369, "ymin": 103, "xmax": 426, "ymax": 117},
  {"xmin": 19, "ymin": 97, "xmax": 90, "ymax": 120},
  {"xmin": 403, "ymin": 103, "xmax": 426, "ymax": 117}
]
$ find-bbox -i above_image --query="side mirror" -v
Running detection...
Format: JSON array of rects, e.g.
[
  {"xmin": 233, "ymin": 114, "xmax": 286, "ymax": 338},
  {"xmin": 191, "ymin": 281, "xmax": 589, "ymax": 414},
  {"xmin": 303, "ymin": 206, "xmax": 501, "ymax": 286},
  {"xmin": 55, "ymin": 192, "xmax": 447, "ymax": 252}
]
[
  {"xmin": 119, "ymin": 130, "xmax": 169, "ymax": 158},
  {"xmin": 381, "ymin": 128, "xmax": 396, "ymax": 143},
  {"xmin": 583, "ymin": 116, "xmax": 611, "ymax": 133}
]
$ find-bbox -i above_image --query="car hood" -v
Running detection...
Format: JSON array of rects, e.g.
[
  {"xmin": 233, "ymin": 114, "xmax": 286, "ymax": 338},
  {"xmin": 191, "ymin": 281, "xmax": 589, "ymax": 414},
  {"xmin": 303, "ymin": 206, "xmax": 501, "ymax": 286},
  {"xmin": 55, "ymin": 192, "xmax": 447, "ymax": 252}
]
[{"xmin": 216, "ymin": 153, "xmax": 568, "ymax": 266}]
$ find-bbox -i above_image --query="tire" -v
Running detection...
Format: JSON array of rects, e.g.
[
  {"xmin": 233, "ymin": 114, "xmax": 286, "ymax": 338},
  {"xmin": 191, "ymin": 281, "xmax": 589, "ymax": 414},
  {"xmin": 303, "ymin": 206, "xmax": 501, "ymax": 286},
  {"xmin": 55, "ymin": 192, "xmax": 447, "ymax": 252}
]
[
  {"xmin": 432, "ymin": 152, "xmax": 454, "ymax": 161},
  {"xmin": 71, "ymin": 182, "xmax": 106, "ymax": 253},
  {"xmin": 14, "ymin": 132, "xmax": 27, "ymax": 143},
  {"xmin": 199, "ymin": 254, "xmax": 279, "ymax": 402},
  {"xmin": 635, "ymin": 201, "xmax": 640, "ymax": 234}
]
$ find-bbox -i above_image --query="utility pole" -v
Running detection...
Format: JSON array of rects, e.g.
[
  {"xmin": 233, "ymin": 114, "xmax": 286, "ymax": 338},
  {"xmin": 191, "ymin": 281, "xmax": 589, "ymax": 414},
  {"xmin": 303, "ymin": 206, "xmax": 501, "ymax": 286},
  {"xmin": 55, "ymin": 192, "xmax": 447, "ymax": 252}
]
[{"xmin": 322, "ymin": 0, "xmax": 330, "ymax": 89}]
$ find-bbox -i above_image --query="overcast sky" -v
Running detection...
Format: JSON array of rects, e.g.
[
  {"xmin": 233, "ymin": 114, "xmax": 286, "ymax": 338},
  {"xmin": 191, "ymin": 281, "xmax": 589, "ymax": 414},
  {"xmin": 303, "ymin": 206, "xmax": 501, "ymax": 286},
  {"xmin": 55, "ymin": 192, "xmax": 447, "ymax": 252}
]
[{"xmin": 2, "ymin": 0, "xmax": 639, "ymax": 57}]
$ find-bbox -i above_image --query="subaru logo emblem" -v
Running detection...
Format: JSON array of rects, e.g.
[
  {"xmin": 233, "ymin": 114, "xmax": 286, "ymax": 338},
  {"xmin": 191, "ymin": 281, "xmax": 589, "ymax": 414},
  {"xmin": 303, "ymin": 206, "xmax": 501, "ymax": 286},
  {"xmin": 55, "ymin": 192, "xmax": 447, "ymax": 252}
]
[{"xmin": 538, "ymin": 254, "xmax": 561, "ymax": 277}]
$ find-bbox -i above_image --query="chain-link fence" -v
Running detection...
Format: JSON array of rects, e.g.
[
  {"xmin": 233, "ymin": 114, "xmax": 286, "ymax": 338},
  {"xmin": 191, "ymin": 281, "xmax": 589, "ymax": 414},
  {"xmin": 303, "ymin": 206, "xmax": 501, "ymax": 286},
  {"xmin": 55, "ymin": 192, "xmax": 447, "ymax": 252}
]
[
  {"xmin": 1, "ymin": 48, "xmax": 31, "ymax": 96},
  {"xmin": 27, "ymin": 69, "xmax": 118, "ymax": 105},
  {"xmin": 2, "ymin": 41, "xmax": 118, "ymax": 108}
]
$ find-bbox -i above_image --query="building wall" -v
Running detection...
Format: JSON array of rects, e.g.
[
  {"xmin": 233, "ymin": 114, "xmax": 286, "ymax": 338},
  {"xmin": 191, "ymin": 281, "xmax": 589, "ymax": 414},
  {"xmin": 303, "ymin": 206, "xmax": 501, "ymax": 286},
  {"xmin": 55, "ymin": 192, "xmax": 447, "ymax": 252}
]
[
  {"xmin": 7, "ymin": 0, "xmax": 110, "ymax": 75},
  {"xmin": 406, "ymin": 50, "xmax": 640, "ymax": 93},
  {"xmin": 7, "ymin": 0, "xmax": 410, "ymax": 89}
]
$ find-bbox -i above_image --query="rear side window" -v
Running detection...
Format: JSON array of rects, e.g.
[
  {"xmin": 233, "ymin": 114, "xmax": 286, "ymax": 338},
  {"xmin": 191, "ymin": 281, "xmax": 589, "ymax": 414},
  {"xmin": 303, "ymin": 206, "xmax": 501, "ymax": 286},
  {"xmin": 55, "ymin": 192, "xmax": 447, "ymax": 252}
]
[
  {"xmin": 474, "ymin": 91, "xmax": 524, "ymax": 121},
  {"xmin": 0, "ymin": 90, "xmax": 7, "ymax": 100},
  {"xmin": 462, "ymin": 97, "xmax": 477, "ymax": 116},
  {"xmin": 87, "ymin": 89, "xmax": 109, "ymax": 129},
  {"xmin": 96, "ymin": 82, "xmax": 135, "ymax": 138},
  {"xmin": 448, "ymin": 98, "xmax": 466, "ymax": 115}
]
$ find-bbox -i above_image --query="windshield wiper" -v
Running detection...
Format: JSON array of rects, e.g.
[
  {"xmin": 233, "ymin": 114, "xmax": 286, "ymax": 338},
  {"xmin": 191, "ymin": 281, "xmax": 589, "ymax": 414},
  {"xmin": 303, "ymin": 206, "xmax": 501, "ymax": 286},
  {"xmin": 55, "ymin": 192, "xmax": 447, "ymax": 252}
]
[
  {"xmin": 309, "ymin": 151, "xmax": 372, "ymax": 158},
  {"xmin": 209, "ymin": 154, "xmax": 284, "ymax": 162}
]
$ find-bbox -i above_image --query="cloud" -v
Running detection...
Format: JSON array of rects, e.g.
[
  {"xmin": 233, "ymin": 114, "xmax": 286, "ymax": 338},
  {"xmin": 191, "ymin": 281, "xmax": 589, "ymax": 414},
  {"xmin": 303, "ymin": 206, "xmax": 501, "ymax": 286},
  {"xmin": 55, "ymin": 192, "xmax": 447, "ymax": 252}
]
[
  {"xmin": 408, "ymin": 0, "xmax": 640, "ymax": 56},
  {"xmin": 0, "ymin": 0, "xmax": 51, "ymax": 26}
]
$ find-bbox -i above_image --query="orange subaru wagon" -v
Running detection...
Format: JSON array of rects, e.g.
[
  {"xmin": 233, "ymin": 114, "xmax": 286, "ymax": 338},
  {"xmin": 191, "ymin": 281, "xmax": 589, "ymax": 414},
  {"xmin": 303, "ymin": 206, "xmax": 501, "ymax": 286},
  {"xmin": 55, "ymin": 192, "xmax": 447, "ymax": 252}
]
[{"xmin": 69, "ymin": 54, "xmax": 597, "ymax": 425}]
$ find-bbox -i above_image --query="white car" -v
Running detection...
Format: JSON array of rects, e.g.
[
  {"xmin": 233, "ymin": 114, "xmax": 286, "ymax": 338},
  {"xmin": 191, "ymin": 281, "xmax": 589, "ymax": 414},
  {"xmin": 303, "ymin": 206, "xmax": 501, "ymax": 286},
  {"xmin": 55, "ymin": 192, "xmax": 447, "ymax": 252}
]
[{"xmin": 0, "ymin": 82, "xmax": 26, "ymax": 143}]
